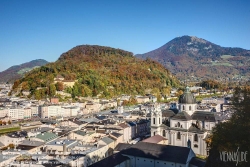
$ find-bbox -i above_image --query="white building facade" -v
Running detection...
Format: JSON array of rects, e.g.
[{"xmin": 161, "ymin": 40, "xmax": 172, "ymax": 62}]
[{"xmin": 151, "ymin": 87, "xmax": 218, "ymax": 156}]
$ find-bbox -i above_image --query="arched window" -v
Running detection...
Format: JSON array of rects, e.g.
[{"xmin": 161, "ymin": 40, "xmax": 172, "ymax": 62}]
[
  {"xmin": 153, "ymin": 118, "xmax": 155, "ymax": 124},
  {"xmin": 177, "ymin": 132, "xmax": 181, "ymax": 140},
  {"xmin": 189, "ymin": 106, "xmax": 191, "ymax": 110},
  {"xmin": 183, "ymin": 105, "xmax": 185, "ymax": 110},
  {"xmin": 194, "ymin": 134, "xmax": 198, "ymax": 142},
  {"xmin": 159, "ymin": 118, "xmax": 161, "ymax": 124},
  {"xmin": 163, "ymin": 130, "xmax": 166, "ymax": 137},
  {"xmin": 177, "ymin": 122, "xmax": 180, "ymax": 127}
]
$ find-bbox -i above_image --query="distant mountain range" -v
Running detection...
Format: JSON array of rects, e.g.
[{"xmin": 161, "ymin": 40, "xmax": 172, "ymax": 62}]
[
  {"xmin": 136, "ymin": 36, "xmax": 250, "ymax": 81},
  {"xmin": 0, "ymin": 59, "xmax": 49, "ymax": 83}
]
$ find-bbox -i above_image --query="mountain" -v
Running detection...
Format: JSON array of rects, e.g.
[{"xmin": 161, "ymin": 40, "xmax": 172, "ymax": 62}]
[
  {"xmin": 11, "ymin": 45, "xmax": 179, "ymax": 99},
  {"xmin": 0, "ymin": 59, "xmax": 49, "ymax": 83},
  {"xmin": 136, "ymin": 36, "xmax": 250, "ymax": 81}
]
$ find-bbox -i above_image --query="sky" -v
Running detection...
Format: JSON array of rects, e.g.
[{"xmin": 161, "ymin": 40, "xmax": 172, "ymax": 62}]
[{"xmin": 0, "ymin": 0, "xmax": 250, "ymax": 72}]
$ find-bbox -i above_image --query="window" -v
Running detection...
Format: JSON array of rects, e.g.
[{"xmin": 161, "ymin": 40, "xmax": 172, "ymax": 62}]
[
  {"xmin": 177, "ymin": 132, "xmax": 181, "ymax": 140},
  {"xmin": 159, "ymin": 118, "xmax": 160, "ymax": 124},
  {"xmin": 194, "ymin": 134, "xmax": 198, "ymax": 142},
  {"xmin": 154, "ymin": 132, "xmax": 156, "ymax": 136},
  {"xmin": 189, "ymin": 106, "xmax": 191, "ymax": 110},
  {"xmin": 163, "ymin": 130, "xmax": 166, "ymax": 137},
  {"xmin": 153, "ymin": 118, "xmax": 155, "ymax": 124},
  {"xmin": 177, "ymin": 122, "xmax": 180, "ymax": 127},
  {"xmin": 194, "ymin": 144, "xmax": 198, "ymax": 148},
  {"xmin": 183, "ymin": 105, "xmax": 185, "ymax": 110}
]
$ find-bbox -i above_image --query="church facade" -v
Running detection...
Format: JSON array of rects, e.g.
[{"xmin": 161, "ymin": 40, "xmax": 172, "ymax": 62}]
[{"xmin": 151, "ymin": 87, "xmax": 218, "ymax": 156}]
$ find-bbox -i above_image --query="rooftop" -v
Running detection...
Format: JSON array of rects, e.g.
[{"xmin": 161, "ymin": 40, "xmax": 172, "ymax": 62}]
[
  {"xmin": 47, "ymin": 139, "xmax": 77, "ymax": 146},
  {"xmin": 19, "ymin": 139, "xmax": 44, "ymax": 147},
  {"xmin": 171, "ymin": 111, "xmax": 192, "ymax": 121},
  {"xmin": 34, "ymin": 132, "xmax": 58, "ymax": 142},
  {"xmin": 101, "ymin": 136, "xmax": 114, "ymax": 145},
  {"xmin": 142, "ymin": 135, "xmax": 167, "ymax": 144},
  {"xmin": 89, "ymin": 152, "xmax": 129, "ymax": 167},
  {"xmin": 121, "ymin": 142, "xmax": 192, "ymax": 164}
]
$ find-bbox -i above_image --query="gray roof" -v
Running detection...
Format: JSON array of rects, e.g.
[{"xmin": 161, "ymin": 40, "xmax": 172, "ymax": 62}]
[
  {"xmin": 188, "ymin": 124, "xmax": 207, "ymax": 134},
  {"xmin": 171, "ymin": 111, "xmax": 192, "ymax": 121},
  {"xmin": 89, "ymin": 152, "xmax": 129, "ymax": 167},
  {"xmin": 19, "ymin": 140, "xmax": 44, "ymax": 147},
  {"xmin": 0, "ymin": 154, "xmax": 18, "ymax": 162},
  {"xmin": 79, "ymin": 117, "xmax": 100, "ymax": 123},
  {"xmin": 114, "ymin": 143, "xmax": 132, "ymax": 152},
  {"xmin": 73, "ymin": 130, "xmax": 87, "ymax": 137},
  {"xmin": 121, "ymin": 142, "xmax": 192, "ymax": 164},
  {"xmin": 179, "ymin": 87, "xmax": 196, "ymax": 104},
  {"xmin": 190, "ymin": 157, "xmax": 206, "ymax": 167},
  {"xmin": 110, "ymin": 132, "xmax": 123, "ymax": 138},
  {"xmin": 192, "ymin": 111, "xmax": 216, "ymax": 122},
  {"xmin": 162, "ymin": 109, "xmax": 176, "ymax": 117},
  {"xmin": 101, "ymin": 136, "xmax": 114, "ymax": 145},
  {"xmin": 46, "ymin": 139, "xmax": 77, "ymax": 146}
]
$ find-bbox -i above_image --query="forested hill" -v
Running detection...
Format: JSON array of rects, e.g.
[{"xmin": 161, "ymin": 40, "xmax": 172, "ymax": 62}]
[{"xmin": 12, "ymin": 45, "xmax": 179, "ymax": 99}]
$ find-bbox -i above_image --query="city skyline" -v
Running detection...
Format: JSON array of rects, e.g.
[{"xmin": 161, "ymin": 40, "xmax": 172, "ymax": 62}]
[{"xmin": 1, "ymin": 0, "xmax": 250, "ymax": 71}]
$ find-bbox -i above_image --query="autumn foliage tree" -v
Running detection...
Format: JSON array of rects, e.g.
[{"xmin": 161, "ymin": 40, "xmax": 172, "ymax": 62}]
[
  {"xmin": 55, "ymin": 82, "xmax": 64, "ymax": 91},
  {"xmin": 11, "ymin": 45, "xmax": 179, "ymax": 99},
  {"xmin": 205, "ymin": 86, "xmax": 250, "ymax": 167}
]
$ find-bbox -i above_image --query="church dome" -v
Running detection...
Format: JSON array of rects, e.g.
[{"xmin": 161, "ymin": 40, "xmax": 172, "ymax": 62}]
[{"xmin": 179, "ymin": 87, "xmax": 196, "ymax": 104}]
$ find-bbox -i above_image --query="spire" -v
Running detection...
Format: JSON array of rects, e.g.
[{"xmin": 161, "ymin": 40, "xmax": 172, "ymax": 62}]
[{"xmin": 185, "ymin": 86, "xmax": 190, "ymax": 93}]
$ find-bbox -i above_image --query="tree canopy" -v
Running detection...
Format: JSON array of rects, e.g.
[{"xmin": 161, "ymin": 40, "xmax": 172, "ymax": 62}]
[
  {"xmin": 205, "ymin": 86, "xmax": 250, "ymax": 167},
  {"xmin": 11, "ymin": 45, "xmax": 179, "ymax": 100}
]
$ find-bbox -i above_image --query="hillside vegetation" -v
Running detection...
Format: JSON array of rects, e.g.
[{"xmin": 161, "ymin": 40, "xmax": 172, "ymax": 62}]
[{"xmin": 12, "ymin": 45, "xmax": 179, "ymax": 99}]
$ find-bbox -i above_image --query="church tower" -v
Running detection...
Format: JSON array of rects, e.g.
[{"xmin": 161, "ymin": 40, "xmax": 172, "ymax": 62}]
[
  {"xmin": 118, "ymin": 101, "xmax": 123, "ymax": 114},
  {"xmin": 150, "ymin": 103, "xmax": 162, "ymax": 136},
  {"xmin": 178, "ymin": 87, "xmax": 197, "ymax": 115}
]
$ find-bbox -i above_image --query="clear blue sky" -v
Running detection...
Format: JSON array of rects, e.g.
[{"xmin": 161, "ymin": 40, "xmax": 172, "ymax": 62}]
[{"xmin": 0, "ymin": 0, "xmax": 250, "ymax": 72}]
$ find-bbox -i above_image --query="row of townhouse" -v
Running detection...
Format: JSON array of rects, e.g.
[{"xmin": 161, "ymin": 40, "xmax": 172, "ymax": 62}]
[
  {"xmin": 0, "ymin": 107, "xmax": 32, "ymax": 120},
  {"xmin": 39, "ymin": 105, "xmax": 80, "ymax": 118}
]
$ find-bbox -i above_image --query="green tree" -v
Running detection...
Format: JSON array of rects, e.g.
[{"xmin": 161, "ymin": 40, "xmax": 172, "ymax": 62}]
[
  {"xmin": 34, "ymin": 90, "xmax": 42, "ymax": 100},
  {"xmin": 205, "ymin": 86, "xmax": 250, "ymax": 167},
  {"xmin": 49, "ymin": 84, "xmax": 56, "ymax": 97}
]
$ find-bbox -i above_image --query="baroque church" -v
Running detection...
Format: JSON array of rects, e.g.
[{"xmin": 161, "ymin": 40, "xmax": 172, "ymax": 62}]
[{"xmin": 151, "ymin": 87, "xmax": 220, "ymax": 156}]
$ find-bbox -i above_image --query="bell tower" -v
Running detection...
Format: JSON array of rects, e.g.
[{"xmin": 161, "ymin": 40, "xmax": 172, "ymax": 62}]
[{"xmin": 150, "ymin": 103, "xmax": 162, "ymax": 136}]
